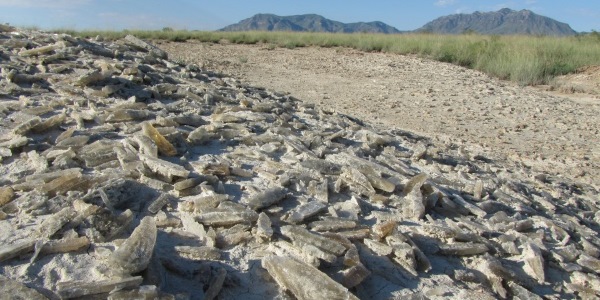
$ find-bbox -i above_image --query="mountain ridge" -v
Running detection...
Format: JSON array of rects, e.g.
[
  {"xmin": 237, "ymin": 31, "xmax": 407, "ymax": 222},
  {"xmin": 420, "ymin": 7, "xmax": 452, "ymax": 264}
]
[
  {"xmin": 416, "ymin": 8, "xmax": 577, "ymax": 36},
  {"xmin": 219, "ymin": 13, "xmax": 402, "ymax": 34}
]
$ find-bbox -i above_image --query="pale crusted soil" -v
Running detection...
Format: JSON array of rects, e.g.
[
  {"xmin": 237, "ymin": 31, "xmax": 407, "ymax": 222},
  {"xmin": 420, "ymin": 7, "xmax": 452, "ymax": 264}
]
[{"xmin": 160, "ymin": 41, "xmax": 600, "ymax": 187}]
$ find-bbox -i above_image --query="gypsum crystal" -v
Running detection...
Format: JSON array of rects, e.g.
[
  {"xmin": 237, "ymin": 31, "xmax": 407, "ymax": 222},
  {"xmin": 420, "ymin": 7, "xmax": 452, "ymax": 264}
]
[
  {"xmin": 262, "ymin": 255, "xmax": 359, "ymax": 300},
  {"xmin": 174, "ymin": 246, "xmax": 221, "ymax": 260},
  {"xmin": 244, "ymin": 186, "xmax": 288, "ymax": 210},
  {"xmin": 0, "ymin": 275, "xmax": 48, "ymax": 300},
  {"xmin": 38, "ymin": 207, "xmax": 78, "ymax": 238},
  {"xmin": 204, "ymin": 267, "xmax": 227, "ymax": 300},
  {"xmin": 310, "ymin": 218, "xmax": 357, "ymax": 232},
  {"xmin": 140, "ymin": 154, "xmax": 190, "ymax": 182},
  {"xmin": 146, "ymin": 193, "xmax": 171, "ymax": 214},
  {"xmin": 107, "ymin": 216, "xmax": 157, "ymax": 275},
  {"xmin": 195, "ymin": 210, "xmax": 259, "ymax": 226},
  {"xmin": 56, "ymin": 276, "xmax": 143, "ymax": 299},
  {"xmin": 0, "ymin": 239, "xmax": 36, "ymax": 262},
  {"xmin": 256, "ymin": 212, "xmax": 274, "ymax": 240},
  {"xmin": 283, "ymin": 201, "xmax": 327, "ymax": 224},
  {"xmin": 280, "ymin": 225, "xmax": 346, "ymax": 256},
  {"xmin": 141, "ymin": 122, "xmax": 177, "ymax": 156},
  {"xmin": 438, "ymin": 242, "xmax": 489, "ymax": 256}
]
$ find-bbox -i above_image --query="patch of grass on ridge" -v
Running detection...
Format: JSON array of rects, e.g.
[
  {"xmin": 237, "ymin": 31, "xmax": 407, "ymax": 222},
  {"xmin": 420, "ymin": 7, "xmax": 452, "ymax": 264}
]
[{"xmin": 55, "ymin": 29, "xmax": 600, "ymax": 86}]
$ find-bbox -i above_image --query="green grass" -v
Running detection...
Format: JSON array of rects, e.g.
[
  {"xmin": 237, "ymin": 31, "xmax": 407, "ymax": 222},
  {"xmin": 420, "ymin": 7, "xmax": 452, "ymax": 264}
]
[{"xmin": 56, "ymin": 29, "xmax": 600, "ymax": 86}]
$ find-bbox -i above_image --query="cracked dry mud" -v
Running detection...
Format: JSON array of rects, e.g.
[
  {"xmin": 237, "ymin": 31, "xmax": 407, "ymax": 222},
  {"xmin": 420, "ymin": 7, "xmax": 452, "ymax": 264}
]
[
  {"xmin": 161, "ymin": 41, "xmax": 600, "ymax": 187},
  {"xmin": 1, "ymin": 25, "xmax": 600, "ymax": 300}
]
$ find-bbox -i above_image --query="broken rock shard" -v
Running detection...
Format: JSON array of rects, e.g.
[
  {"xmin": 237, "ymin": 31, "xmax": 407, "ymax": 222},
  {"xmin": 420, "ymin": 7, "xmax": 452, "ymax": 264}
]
[
  {"xmin": 107, "ymin": 216, "xmax": 157, "ymax": 275},
  {"xmin": 262, "ymin": 256, "xmax": 359, "ymax": 300}
]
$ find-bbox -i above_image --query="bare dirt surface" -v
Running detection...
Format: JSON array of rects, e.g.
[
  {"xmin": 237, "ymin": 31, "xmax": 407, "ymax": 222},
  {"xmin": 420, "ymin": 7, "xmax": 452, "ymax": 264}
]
[{"xmin": 161, "ymin": 41, "xmax": 599, "ymax": 187}]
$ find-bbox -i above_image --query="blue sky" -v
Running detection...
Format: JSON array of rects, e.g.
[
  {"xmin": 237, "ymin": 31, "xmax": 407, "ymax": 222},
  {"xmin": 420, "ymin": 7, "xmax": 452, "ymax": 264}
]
[{"xmin": 0, "ymin": 0, "xmax": 598, "ymax": 32}]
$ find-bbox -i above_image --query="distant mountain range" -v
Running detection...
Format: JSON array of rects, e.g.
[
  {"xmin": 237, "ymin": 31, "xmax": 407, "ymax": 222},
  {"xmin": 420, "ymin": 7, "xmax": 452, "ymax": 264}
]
[
  {"xmin": 416, "ymin": 8, "xmax": 577, "ymax": 36},
  {"xmin": 220, "ymin": 9, "xmax": 578, "ymax": 36},
  {"xmin": 219, "ymin": 13, "xmax": 402, "ymax": 34}
]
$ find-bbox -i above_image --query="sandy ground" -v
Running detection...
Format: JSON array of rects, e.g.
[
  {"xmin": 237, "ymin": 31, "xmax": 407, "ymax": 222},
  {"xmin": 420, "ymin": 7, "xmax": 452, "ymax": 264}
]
[{"xmin": 159, "ymin": 41, "xmax": 599, "ymax": 187}]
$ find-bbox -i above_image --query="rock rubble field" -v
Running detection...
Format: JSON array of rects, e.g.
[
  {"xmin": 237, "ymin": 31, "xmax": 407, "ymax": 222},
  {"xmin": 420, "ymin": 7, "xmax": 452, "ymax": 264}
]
[{"xmin": 0, "ymin": 26, "xmax": 599, "ymax": 299}]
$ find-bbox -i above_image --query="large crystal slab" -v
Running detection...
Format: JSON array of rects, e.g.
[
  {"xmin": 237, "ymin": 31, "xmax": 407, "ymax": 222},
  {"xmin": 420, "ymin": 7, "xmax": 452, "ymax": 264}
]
[
  {"xmin": 283, "ymin": 201, "xmax": 327, "ymax": 224},
  {"xmin": 451, "ymin": 194, "xmax": 487, "ymax": 218},
  {"xmin": 244, "ymin": 186, "xmax": 287, "ymax": 210},
  {"xmin": 522, "ymin": 242, "xmax": 545, "ymax": 284},
  {"xmin": 204, "ymin": 267, "xmax": 227, "ymax": 300},
  {"xmin": 174, "ymin": 246, "xmax": 221, "ymax": 260},
  {"xmin": 0, "ymin": 275, "xmax": 48, "ymax": 299},
  {"xmin": 142, "ymin": 122, "xmax": 177, "ymax": 156},
  {"xmin": 56, "ymin": 276, "xmax": 143, "ymax": 299},
  {"xmin": 195, "ymin": 210, "xmax": 258, "ymax": 226},
  {"xmin": 123, "ymin": 35, "xmax": 168, "ymax": 59},
  {"xmin": 0, "ymin": 186, "xmax": 15, "ymax": 207},
  {"xmin": 438, "ymin": 242, "xmax": 489, "ymax": 256},
  {"xmin": 280, "ymin": 225, "xmax": 346, "ymax": 256},
  {"xmin": 0, "ymin": 239, "xmax": 36, "ymax": 262},
  {"xmin": 38, "ymin": 207, "xmax": 77, "ymax": 238},
  {"xmin": 262, "ymin": 256, "xmax": 359, "ymax": 300},
  {"xmin": 140, "ymin": 154, "xmax": 190, "ymax": 182},
  {"xmin": 339, "ymin": 167, "xmax": 375, "ymax": 197},
  {"xmin": 107, "ymin": 216, "xmax": 157, "ymax": 275}
]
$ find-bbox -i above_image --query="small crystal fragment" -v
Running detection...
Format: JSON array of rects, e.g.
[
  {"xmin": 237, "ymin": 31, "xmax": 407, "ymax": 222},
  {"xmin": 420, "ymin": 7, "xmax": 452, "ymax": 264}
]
[
  {"xmin": 262, "ymin": 256, "xmax": 359, "ymax": 300},
  {"xmin": 373, "ymin": 220, "xmax": 396, "ymax": 240},
  {"xmin": 107, "ymin": 216, "xmax": 157, "ymax": 275},
  {"xmin": 142, "ymin": 122, "xmax": 177, "ymax": 156},
  {"xmin": 56, "ymin": 276, "xmax": 143, "ymax": 299},
  {"xmin": 256, "ymin": 212, "xmax": 273, "ymax": 241},
  {"xmin": 244, "ymin": 186, "xmax": 287, "ymax": 210}
]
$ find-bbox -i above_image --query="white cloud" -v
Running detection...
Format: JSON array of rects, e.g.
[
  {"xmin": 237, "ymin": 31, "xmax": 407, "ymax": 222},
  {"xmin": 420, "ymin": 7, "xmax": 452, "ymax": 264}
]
[
  {"xmin": 0, "ymin": 0, "xmax": 91, "ymax": 8},
  {"xmin": 435, "ymin": 0, "xmax": 457, "ymax": 7}
]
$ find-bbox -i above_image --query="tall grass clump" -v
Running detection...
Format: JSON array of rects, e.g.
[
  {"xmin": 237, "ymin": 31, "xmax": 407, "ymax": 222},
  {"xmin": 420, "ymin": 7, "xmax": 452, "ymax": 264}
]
[{"xmin": 56, "ymin": 28, "xmax": 600, "ymax": 86}]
